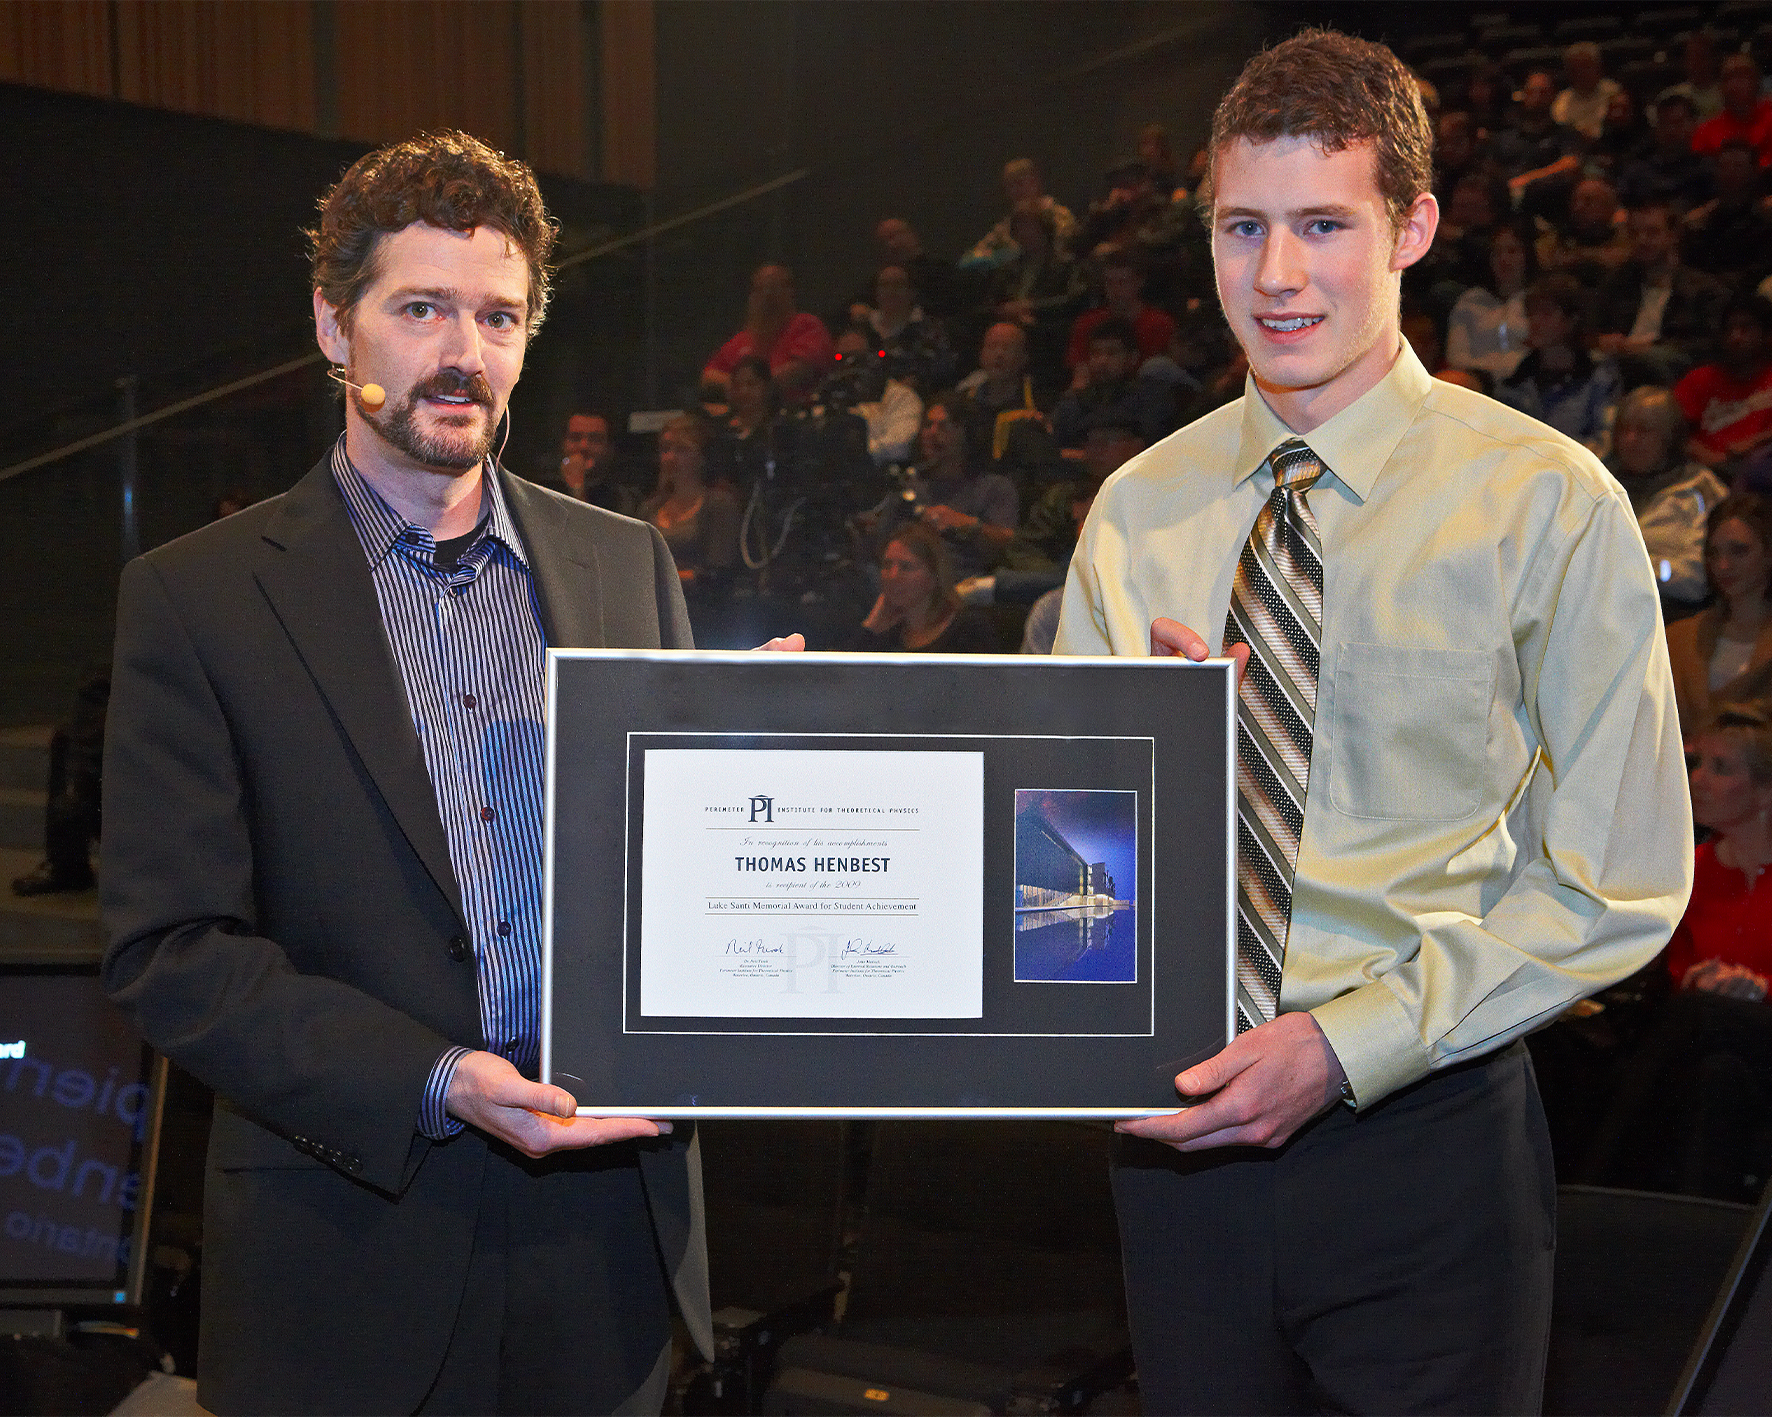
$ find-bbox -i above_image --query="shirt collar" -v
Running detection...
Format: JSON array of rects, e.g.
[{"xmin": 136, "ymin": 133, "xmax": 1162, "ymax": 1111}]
[
  {"xmin": 330, "ymin": 435, "xmax": 529, "ymax": 571},
  {"xmin": 1232, "ymin": 338, "xmax": 1433, "ymax": 503}
]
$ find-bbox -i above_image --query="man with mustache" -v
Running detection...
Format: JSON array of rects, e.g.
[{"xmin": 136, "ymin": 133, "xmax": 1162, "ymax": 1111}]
[{"xmin": 100, "ymin": 132, "xmax": 734, "ymax": 1414}]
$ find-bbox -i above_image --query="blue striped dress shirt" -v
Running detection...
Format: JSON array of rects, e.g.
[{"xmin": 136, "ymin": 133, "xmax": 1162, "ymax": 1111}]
[{"xmin": 331, "ymin": 439, "xmax": 548, "ymax": 1140}]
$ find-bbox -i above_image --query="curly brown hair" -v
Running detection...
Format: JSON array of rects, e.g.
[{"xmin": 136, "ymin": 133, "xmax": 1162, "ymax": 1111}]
[
  {"xmin": 308, "ymin": 130, "xmax": 557, "ymax": 334},
  {"xmin": 1197, "ymin": 28, "xmax": 1433, "ymax": 234}
]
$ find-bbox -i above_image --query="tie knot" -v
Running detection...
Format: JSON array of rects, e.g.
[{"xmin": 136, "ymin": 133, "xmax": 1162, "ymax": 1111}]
[{"xmin": 1271, "ymin": 440, "xmax": 1323, "ymax": 492}]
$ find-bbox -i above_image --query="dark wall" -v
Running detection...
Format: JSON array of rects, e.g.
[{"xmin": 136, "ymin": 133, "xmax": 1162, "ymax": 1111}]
[
  {"xmin": 649, "ymin": 0, "xmax": 1266, "ymax": 400},
  {"xmin": 0, "ymin": 82, "xmax": 645, "ymax": 725}
]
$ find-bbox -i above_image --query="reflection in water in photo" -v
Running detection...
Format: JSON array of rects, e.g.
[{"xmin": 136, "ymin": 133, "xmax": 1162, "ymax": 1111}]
[{"xmin": 1015, "ymin": 897, "xmax": 1134, "ymax": 982}]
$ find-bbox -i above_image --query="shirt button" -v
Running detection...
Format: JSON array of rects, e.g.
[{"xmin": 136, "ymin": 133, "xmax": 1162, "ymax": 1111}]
[
  {"xmin": 462, "ymin": 692, "xmax": 478, "ymax": 709},
  {"xmin": 480, "ymin": 805, "xmax": 497, "ymax": 823},
  {"xmin": 447, "ymin": 935, "xmax": 470, "ymax": 962},
  {"xmin": 497, "ymin": 921, "xmax": 512, "ymax": 937}
]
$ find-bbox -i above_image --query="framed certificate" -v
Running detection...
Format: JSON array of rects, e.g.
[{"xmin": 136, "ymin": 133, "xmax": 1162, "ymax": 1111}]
[{"xmin": 542, "ymin": 650, "xmax": 1234, "ymax": 1118}]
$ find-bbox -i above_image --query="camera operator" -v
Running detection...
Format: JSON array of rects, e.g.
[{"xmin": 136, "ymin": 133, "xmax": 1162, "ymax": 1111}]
[{"xmin": 827, "ymin": 326, "xmax": 924, "ymax": 466}]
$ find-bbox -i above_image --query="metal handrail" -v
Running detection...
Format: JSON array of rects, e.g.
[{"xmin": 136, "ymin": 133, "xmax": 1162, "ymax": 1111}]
[{"xmin": 0, "ymin": 167, "xmax": 814, "ymax": 488}]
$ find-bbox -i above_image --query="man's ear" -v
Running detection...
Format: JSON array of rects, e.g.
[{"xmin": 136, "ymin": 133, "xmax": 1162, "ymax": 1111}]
[
  {"xmin": 314, "ymin": 288, "xmax": 349, "ymax": 365},
  {"xmin": 1391, "ymin": 192, "xmax": 1440, "ymax": 274}
]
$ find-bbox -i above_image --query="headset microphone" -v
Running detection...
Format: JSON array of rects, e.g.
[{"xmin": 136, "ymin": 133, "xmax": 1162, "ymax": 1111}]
[{"xmin": 327, "ymin": 367, "xmax": 386, "ymax": 410}]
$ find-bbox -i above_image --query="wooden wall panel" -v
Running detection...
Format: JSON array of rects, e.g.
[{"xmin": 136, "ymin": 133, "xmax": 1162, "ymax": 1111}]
[
  {"xmin": 113, "ymin": 1, "xmax": 315, "ymax": 132},
  {"xmin": 522, "ymin": 0, "xmax": 588, "ymax": 180},
  {"xmin": 0, "ymin": 1, "xmax": 114, "ymax": 98},
  {"xmin": 334, "ymin": 1, "xmax": 519, "ymax": 155},
  {"xmin": 599, "ymin": 0, "xmax": 654, "ymax": 189}
]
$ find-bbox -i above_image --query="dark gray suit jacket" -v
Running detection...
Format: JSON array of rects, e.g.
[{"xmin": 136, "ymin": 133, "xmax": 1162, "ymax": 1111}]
[{"xmin": 100, "ymin": 457, "xmax": 709, "ymax": 1413}]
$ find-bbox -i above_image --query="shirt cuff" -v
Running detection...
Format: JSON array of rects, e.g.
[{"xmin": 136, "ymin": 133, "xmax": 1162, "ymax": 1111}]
[
  {"xmin": 1309, "ymin": 981, "xmax": 1434, "ymax": 1110},
  {"xmin": 418, "ymin": 1045, "xmax": 473, "ymax": 1140}
]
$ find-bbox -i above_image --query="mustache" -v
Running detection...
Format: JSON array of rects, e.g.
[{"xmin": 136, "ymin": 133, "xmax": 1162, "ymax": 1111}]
[{"xmin": 410, "ymin": 370, "xmax": 495, "ymax": 407}]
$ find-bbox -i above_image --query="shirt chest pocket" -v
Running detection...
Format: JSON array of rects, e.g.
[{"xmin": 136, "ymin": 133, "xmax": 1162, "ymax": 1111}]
[{"xmin": 1325, "ymin": 643, "xmax": 1495, "ymax": 821}]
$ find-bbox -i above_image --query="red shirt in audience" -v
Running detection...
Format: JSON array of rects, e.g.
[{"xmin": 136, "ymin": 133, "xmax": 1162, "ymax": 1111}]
[
  {"xmin": 704, "ymin": 312, "xmax": 835, "ymax": 387},
  {"xmin": 1691, "ymin": 100, "xmax": 1772, "ymax": 167},
  {"xmin": 1665, "ymin": 839, "xmax": 1772, "ymax": 987},
  {"xmin": 1674, "ymin": 360, "xmax": 1772, "ymax": 463},
  {"xmin": 1065, "ymin": 305, "xmax": 1176, "ymax": 371}
]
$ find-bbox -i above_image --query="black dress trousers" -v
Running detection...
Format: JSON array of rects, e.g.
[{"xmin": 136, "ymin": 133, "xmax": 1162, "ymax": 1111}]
[{"xmin": 1112, "ymin": 1041, "xmax": 1556, "ymax": 1415}]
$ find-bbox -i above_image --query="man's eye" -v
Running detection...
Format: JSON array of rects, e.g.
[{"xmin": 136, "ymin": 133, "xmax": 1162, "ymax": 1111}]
[
  {"xmin": 407, "ymin": 302, "xmax": 435, "ymax": 319},
  {"xmin": 1306, "ymin": 220, "xmax": 1343, "ymax": 236},
  {"xmin": 1228, "ymin": 221, "xmax": 1262, "ymax": 238},
  {"xmin": 486, "ymin": 311, "xmax": 518, "ymax": 330}
]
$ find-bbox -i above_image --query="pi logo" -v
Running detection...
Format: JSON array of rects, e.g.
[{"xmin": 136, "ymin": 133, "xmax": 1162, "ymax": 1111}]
[{"xmin": 749, "ymin": 794, "xmax": 774, "ymax": 823}]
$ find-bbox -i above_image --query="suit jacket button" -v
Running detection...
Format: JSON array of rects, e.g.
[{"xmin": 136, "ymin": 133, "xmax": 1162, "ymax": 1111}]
[{"xmin": 448, "ymin": 935, "xmax": 470, "ymax": 962}]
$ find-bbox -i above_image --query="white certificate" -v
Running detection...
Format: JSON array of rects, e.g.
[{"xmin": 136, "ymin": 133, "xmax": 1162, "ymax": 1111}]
[{"xmin": 638, "ymin": 747, "xmax": 984, "ymax": 1019}]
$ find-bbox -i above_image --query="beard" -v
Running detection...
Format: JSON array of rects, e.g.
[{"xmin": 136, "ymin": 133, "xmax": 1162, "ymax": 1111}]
[{"xmin": 363, "ymin": 369, "xmax": 499, "ymax": 471}]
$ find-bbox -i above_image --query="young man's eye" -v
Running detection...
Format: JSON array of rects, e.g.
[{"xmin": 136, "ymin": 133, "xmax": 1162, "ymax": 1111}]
[
  {"xmin": 485, "ymin": 311, "xmax": 519, "ymax": 331},
  {"xmin": 1306, "ymin": 219, "xmax": 1343, "ymax": 236},
  {"xmin": 1228, "ymin": 220, "xmax": 1262, "ymax": 238},
  {"xmin": 406, "ymin": 302, "xmax": 435, "ymax": 319}
]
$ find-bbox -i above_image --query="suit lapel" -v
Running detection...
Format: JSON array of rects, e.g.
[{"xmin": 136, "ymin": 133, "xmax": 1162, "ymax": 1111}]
[
  {"xmin": 501, "ymin": 469, "xmax": 606, "ymax": 648},
  {"xmin": 253, "ymin": 461, "xmax": 467, "ymax": 924}
]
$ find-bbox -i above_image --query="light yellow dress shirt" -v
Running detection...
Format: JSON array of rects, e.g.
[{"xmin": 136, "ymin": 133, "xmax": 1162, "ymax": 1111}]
[{"xmin": 1056, "ymin": 343, "xmax": 1694, "ymax": 1106}]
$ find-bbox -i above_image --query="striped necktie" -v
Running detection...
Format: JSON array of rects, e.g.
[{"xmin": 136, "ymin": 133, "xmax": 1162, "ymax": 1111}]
[{"xmin": 1222, "ymin": 439, "xmax": 1324, "ymax": 1032}]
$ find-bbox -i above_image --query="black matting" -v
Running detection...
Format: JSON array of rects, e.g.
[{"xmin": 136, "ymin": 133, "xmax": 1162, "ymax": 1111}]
[{"xmin": 543, "ymin": 651, "xmax": 1232, "ymax": 1114}]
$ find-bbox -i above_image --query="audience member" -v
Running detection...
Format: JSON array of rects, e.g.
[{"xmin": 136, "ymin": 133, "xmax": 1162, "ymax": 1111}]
[
  {"xmin": 1675, "ymin": 295, "xmax": 1772, "ymax": 483},
  {"xmin": 1401, "ymin": 309, "xmax": 1443, "ymax": 373},
  {"xmin": 1065, "ymin": 253, "xmax": 1176, "ymax": 379},
  {"xmin": 997, "ymin": 415, "xmax": 1145, "ymax": 594},
  {"xmin": 703, "ymin": 263, "xmax": 834, "ymax": 403},
  {"xmin": 1019, "ymin": 586, "xmax": 1065, "ymax": 655},
  {"xmin": 1618, "ymin": 93, "xmax": 1712, "ymax": 212},
  {"xmin": 1446, "ymin": 221, "xmax": 1536, "ymax": 380},
  {"xmin": 1667, "ymin": 494, "xmax": 1772, "ymax": 738},
  {"xmin": 555, "ymin": 411, "xmax": 636, "ymax": 515},
  {"xmin": 1496, "ymin": 274, "xmax": 1622, "ymax": 454},
  {"xmin": 711, "ymin": 354, "xmax": 788, "ymax": 490},
  {"xmin": 961, "ymin": 157, "xmax": 1077, "ymax": 269},
  {"xmin": 1609, "ymin": 385, "xmax": 1729, "ymax": 614},
  {"xmin": 640, "ymin": 412, "xmax": 740, "ymax": 588},
  {"xmin": 954, "ymin": 321, "xmax": 1060, "ymax": 485},
  {"xmin": 1137, "ymin": 122, "xmax": 1185, "ymax": 198},
  {"xmin": 1073, "ymin": 158, "xmax": 1189, "ymax": 263},
  {"xmin": 1661, "ymin": 29, "xmax": 1726, "ymax": 125},
  {"xmin": 901, "ymin": 394, "xmax": 1019, "ymax": 581},
  {"xmin": 1493, "ymin": 70, "xmax": 1585, "ymax": 213},
  {"xmin": 1049, "ymin": 318, "xmax": 1176, "ymax": 450},
  {"xmin": 1538, "ymin": 177, "xmax": 1632, "ymax": 287},
  {"xmin": 983, "ymin": 202, "xmax": 1085, "ymax": 385},
  {"xmin": 831, "ymin": 326, "xmax": 923, "ymax": 466},
  {"xmin": 851, "ymin": 522, "xmax": 1000, "ymax": 654},
  {"xmin": 1682, "ymin": 140, "xmax": 1772, "ymax": 284},
  {"xmin": 1593, "ymin": 202, "xmax": 1728, "ymax": 388},
  {"xmin": 1669, "ymin": 704, "xmax": 1772, "ymax": 1000},
  {"xmin": 1460, "ymin": 60, "xmax": 1510, "ymax": 137},
  {"xmin": 1588, "ymin": 90, "xmax": 1648, "ymax": 183},
  {"xmin": 872, "ymin": 217, "xmax": 961, "ymax": 321},
  {"xmin": 1692, "ymin": 53, "xmax": 1772, "ymax": 167},
  {"xmin": 861, "ymin": 264, "xmax": 956, "ymax": 393},
  {"xmin": 1417, "ymin": 171, "xmax": 1506, "ymax": 295},
  {"xmin": 1587, "ymin": 703, "xmax": 1772, "ymax": 1202},
  {"xmin": 10, "ymin": 668, "xmax": 108, "ymax": 896},
  {"xmin": 1432, "ymin": 111, "xmax": 1488, "ymax": 200},
  {"xmin": 1553, "ymin": 41, "xmax": 1624, "ymax": 142}
]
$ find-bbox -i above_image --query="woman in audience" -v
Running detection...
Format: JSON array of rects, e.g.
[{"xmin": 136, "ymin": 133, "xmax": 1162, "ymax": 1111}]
[
  {"xmin": 1668, "ymin": 493, "xmax": 1772, "ymax": 739},
  {"xmin": 640, "ymin": 412, "xmax": 740, "ymax": 590},
  {"xmin": 1446, "ymin": 222, "xmax": 1536, "ymax": 381},
  {"xmin": 1608, "ymin": 386, "xmax": 1728, "ymax": 616},
  {"xmin": 1671, "ymin": 703, "xmax": 1772, "ymax": 1003},
  {"xmin": 850, "ymin": 522, "xmax": 1000, "ymax": 654},
  {"xmin": 1582, "ymin": 702, "xmax": 1772, "ymax": 1199}
]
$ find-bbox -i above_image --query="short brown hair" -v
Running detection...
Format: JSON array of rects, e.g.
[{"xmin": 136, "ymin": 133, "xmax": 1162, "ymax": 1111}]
[
  {"xmin": 1197, "ymin": 28, "xmax": 1433, "ymax": 232},
  {"xmin": 308, "ymin": 130, "xmax": 557, "ymax": 335}
]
